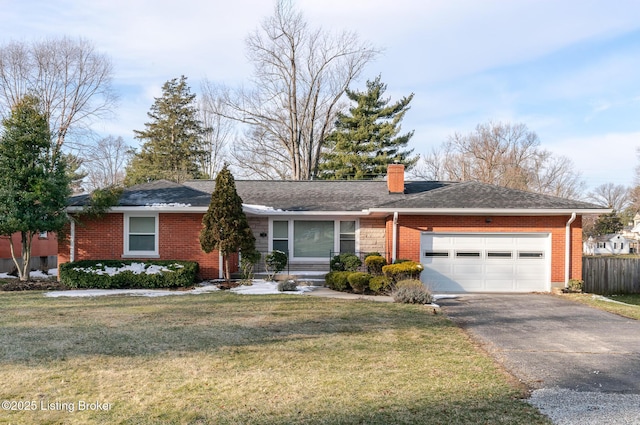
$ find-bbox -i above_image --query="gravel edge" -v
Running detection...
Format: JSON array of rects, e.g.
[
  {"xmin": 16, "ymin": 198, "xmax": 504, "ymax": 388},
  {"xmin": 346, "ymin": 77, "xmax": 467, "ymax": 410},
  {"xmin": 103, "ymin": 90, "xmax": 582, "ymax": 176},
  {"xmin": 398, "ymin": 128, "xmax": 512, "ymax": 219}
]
[{"xmin": 527, "ymin": 387, "xmax": 640, "ymax": 425}]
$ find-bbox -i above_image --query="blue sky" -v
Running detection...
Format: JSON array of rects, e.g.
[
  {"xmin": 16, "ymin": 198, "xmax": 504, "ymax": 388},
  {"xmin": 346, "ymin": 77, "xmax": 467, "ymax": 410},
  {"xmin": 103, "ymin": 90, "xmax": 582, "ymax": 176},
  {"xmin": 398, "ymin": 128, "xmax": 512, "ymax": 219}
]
[{"xmin": 2, "ymin": 0, "xmax": 640, "ymax": 192}]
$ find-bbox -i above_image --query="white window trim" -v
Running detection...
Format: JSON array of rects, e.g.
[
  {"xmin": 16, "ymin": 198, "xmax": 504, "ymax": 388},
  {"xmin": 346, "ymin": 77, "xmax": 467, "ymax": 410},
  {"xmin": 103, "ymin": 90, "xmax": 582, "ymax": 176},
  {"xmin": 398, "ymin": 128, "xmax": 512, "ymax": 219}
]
[
  {"xmin": 123, "ymin": 212, "xmax": 160, "ymax": 257},
  {"xmin": 268, "ymin": 218, "xmax": 359, "ymax": 262}
]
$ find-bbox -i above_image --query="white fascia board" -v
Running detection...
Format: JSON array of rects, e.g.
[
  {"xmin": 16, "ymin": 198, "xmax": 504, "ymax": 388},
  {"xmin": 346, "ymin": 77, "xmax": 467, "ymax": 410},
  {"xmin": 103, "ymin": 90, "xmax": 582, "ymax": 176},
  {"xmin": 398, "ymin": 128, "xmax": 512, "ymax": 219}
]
[
  {"xmin": 66, "ymin": 205, "xmax": 370, "ymax": 216},
  {"xmin": 66, "ymin": 206, "xmax": 209, "ymax": 213},
  {"xmin": 367, "ymin": 207, "xmax": 612, "ymax": 216}
]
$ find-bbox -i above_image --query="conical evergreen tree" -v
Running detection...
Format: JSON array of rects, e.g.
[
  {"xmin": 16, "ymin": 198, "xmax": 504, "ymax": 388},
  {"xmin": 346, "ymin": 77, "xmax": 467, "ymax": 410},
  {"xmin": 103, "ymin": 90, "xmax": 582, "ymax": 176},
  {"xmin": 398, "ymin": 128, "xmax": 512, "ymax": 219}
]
[
  {"xmin": 125, "ymin": 76, "xmax": 209, "ymax": 185},
  {"xmin": 200, "ymin": 165, "xmax": 256, "ymax": 281},
  {"xmin": 318, "ymin": 75, "xmax": 417, "ymax": 179},
  {"xmin": 0, "ymin": 95, "xmax": 71, "ymax": 281}
]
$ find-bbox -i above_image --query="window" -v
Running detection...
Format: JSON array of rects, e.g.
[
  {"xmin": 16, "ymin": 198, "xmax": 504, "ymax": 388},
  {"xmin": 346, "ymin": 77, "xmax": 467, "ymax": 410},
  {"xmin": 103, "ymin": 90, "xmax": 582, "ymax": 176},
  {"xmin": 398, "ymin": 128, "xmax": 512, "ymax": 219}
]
[
  {"xmin": 339, "ymin": 221, "xmax": 356, "ymax": 253},
  {"xmin": 272, "ymin": 221, "xmax": 289, "ymax": 255},
  {"xmin": 38, "ymin": 231, "xmax": 48, "ymax": 239},
  {"xmin": 271, "ymin": 219, "xmax": 359, "ymax": 260},
  {"xmin": 456, "ymin": 251, "xmax": 481, "ymax": 258},
  {"xmin": 487, "ymin": 251, "xmax": 512, "ymax": 258},
  {"xmin": 423, "ymin": 251, "xmax": 449, "ymax": 258},
  {"xmin": 125, "ymin": 214, "xmax": 158, "ymax": 256},
  {"xmin": 293, "ymin": 221, "xmax": 334, "ymax": 258},
  {"xmin": 518, "ymin": 251, "xmax": 544, "ymax": 259}
]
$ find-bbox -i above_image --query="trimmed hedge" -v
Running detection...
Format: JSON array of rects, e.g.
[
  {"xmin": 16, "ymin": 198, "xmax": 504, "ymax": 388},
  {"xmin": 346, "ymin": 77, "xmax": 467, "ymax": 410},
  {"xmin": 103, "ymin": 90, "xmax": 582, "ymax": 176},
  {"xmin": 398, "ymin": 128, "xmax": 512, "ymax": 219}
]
[
  {"xmin": 369, "ymin": 275, "xmax": 392, "ymax": 294},
  {"xmin": 382, "ymin": 261, "xmax": 424, "ymax": 282},
  {"xmin": 364, "ymin": 255, "xmax": 386, "ymax": 275},
  {"xmin": 325, "ymin": 271, "xmax": 352, "ymax": 291},
  {"xmin": 347, "ymin": 272, "xmax": 372, "ymax": 294},
  {"xmin": 59, "ymin": 260, "xmax": 199, "ymax": 289}
]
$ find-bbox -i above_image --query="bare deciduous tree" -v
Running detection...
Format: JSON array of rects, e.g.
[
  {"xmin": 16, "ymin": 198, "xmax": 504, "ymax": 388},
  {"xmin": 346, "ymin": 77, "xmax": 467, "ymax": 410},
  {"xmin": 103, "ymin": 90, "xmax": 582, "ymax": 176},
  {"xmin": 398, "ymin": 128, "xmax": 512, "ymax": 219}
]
[
  {"xmin": 412, "ymin": 121, "xmax": 585, "ymax": 198},
  {"xmin": 585, "ymin": 182, "xmax": 630, "ymax": 211},
  {"xmin": 80, "ymin": 136, "xmax": 131, "ymax": 191},
  {"xmin": 216, "ymin": 0, "xmax": 379, "ymax": 180},
  {"xmin": 0, "ymin": 36, "xmax": 117, "ymax": 156},
  {"xmin": 198, "ymin": 83, "xmax": 233, "ymax": 179}
]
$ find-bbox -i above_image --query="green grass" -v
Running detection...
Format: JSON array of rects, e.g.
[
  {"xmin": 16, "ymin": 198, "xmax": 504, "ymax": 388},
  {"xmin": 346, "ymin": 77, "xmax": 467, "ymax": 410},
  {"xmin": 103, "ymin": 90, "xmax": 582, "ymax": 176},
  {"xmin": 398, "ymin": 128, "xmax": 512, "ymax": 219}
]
[
  {"xmin": 0, "ymin": 291, "xmax": 550, "ymax": 424},
  {"xmin": 560, "ymin": 293, "xmax": 640, "ymax": 320}
]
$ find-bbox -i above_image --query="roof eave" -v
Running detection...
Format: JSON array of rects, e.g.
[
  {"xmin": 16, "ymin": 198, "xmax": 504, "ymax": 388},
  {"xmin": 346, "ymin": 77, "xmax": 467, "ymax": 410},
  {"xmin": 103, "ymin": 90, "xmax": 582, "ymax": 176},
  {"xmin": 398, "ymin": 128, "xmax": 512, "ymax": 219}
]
[{"xmin": 367, "ymin": 207, "xmax": 612, "ymax": 216}]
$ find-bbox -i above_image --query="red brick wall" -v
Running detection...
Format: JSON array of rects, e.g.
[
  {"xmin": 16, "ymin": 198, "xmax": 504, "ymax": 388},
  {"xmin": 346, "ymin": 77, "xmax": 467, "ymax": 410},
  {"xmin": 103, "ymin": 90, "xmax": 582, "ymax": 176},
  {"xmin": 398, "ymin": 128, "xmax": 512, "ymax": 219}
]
[
  {"xmin": 58, "ymin": 213, "xmax": 221, "ymax": 280},
  {"xmin": 385, "ymin": 214, "xmax": 584, "ymax": 285},
  {"xmin": 0, "ymin": 232, "xmax": 58, "ymax": 258}
]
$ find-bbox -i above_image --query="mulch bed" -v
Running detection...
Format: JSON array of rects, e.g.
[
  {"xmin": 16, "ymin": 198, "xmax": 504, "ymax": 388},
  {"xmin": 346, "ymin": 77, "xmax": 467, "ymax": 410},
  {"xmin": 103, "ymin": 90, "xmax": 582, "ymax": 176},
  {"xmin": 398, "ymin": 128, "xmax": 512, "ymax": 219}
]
[{"xmin": 0, "ymin": 280, "xmax": 67, "ymax": 291}]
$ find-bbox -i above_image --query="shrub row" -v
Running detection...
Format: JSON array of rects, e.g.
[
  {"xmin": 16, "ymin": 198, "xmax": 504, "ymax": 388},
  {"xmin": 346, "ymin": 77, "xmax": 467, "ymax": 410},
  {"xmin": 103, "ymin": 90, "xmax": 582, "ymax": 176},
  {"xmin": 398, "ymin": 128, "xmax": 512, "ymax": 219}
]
[{"xmin": 59, "ymin": 260, "xmax": 199, "ymax": 289}]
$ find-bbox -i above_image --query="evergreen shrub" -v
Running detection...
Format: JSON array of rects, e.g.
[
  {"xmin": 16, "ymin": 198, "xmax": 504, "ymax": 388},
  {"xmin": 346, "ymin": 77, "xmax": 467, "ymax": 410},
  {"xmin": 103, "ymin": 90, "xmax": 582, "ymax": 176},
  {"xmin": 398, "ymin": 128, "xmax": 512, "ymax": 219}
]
[
  {"xmin": 265, "ymin": 250, "xmax": 288, "ymax": 280},
  {"xmin": 364, "ymin": 255, "xmax": 386, "ymax": 275},
  {"xmin": 325, "ymin": 271, "xmax": 352, "ymax": 291},
  {"xmin": 369, "ymin": 275, "xmax": 392, "ymax": 294},
  {"xmin": 59, "ymin": 260, "xmax": 198, "ymax": 289},
  {"xmin": 347, "ymin": 272, "xmax": 372, "ymax": 293},
  {"xmin": 330, "ymin": 253, "xmax": 362, "ymax": 272},
  {"xmin": 382, "ymin": 261, "xmax": 424, "ymax": 282}
]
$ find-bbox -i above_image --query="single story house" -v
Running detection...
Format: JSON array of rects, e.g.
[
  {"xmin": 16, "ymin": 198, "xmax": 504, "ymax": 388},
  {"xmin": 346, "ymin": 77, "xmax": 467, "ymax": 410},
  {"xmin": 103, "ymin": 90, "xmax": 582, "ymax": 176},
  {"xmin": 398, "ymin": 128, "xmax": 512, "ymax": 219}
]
[
  {"xmin": 583, "ymin": 234, "xmax": 630, "ymax": 256},
  {"xmin": 60, "ymin": 164, "xmax": 607, "ymax": 292}
]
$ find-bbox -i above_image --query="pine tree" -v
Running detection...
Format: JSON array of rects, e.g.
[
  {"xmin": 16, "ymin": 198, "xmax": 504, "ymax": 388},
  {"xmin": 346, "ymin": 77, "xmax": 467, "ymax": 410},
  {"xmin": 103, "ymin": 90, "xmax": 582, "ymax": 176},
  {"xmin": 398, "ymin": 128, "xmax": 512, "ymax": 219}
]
[
  {"xmin": 593, "ymin": 211, "xmax": 623, "ymax": 236},
  {"xmin": 125, "ymin": 76, "xmax": 209, "ymax": 185},
  {"xmin": 0, "ymin": 95, "xmax": 71, "ymax": 281},
  {"xmin": 318, "ymin": 75, "xmax": 417, "ymax": 179},
  {"xmin": 200, "ymin": 165, "xmax": 256, "ymax": 281}
]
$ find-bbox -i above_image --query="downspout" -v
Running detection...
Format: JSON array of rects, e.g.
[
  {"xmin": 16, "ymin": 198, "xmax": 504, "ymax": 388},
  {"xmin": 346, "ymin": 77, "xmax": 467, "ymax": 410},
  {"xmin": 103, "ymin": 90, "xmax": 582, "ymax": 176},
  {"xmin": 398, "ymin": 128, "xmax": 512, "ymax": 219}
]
[
  {"xmin": 565, "ymin": 212, "xmax": 577, "ymax": 288},
  {"xmin": 70, "ymin": 220, "xmax": 75, "ymax": 263},
  {"xmin": 392, "ymin": 212, "xmax": 398, "ymax": 263}
]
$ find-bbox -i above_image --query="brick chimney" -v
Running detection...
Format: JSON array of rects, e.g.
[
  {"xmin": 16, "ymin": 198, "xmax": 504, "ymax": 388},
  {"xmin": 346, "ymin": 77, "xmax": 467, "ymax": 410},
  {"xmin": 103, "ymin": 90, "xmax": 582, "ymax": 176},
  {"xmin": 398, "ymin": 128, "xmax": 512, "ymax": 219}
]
[{"xmin": 387, "ymin": 164, "xmax": 405, "ymax": 193}]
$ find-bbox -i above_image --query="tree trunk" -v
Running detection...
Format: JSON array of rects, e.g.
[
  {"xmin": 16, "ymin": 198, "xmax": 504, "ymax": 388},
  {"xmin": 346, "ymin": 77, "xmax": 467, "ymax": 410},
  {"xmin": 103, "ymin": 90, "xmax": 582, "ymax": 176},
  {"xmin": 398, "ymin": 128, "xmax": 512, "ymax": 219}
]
[
  {"xmin": 21, "ymin": 231, "xmax": 32, "ymax": 281},
  {"xmin": 224, "ymin": 254, "xmax": 231, "ymax": 282},
  {"xmin": 8, "ymin": 232, "xmax": 32, "ymax": 281}
]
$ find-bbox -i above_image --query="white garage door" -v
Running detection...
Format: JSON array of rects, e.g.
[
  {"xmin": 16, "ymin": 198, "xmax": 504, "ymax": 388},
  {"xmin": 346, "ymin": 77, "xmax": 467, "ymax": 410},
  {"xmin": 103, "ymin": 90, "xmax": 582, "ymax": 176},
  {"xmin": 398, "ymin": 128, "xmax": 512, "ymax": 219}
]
[{"xmin": 420, "ymin": 233, "xmax": 550, "ymax": 292}]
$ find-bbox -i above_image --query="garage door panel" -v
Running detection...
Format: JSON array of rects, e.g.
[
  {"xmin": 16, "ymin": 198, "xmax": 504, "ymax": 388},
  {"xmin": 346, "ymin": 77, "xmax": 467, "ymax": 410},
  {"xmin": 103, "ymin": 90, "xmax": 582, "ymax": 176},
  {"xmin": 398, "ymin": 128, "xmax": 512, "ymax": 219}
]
[{"xmin": 420, "ymin": 233, "xmax": 549, "ymax": 292}]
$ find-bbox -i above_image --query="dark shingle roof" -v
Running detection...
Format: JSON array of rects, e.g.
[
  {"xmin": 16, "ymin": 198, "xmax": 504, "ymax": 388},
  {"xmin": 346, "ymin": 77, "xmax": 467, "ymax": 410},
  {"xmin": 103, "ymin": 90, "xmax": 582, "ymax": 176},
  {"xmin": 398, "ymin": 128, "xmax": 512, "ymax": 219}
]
[
  {"xmin": 68, "ymin": 179, "xmax": 605, "ymax": 213},
  {"xmin": 377, "ymin": 181, "xmax": 601, "ymax": 210}
]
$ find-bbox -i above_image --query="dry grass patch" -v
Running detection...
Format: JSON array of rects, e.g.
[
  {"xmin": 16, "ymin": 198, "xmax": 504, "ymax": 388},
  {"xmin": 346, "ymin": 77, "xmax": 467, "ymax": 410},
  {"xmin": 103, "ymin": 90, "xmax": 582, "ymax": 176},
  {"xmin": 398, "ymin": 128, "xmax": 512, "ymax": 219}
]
[
  {"xmin": 559, "ymin": 293, "xmax": 640, "ymax": 320},
  {"xmin": 0, "ymin": 291, "xmax": 550, "ymax": 424}
]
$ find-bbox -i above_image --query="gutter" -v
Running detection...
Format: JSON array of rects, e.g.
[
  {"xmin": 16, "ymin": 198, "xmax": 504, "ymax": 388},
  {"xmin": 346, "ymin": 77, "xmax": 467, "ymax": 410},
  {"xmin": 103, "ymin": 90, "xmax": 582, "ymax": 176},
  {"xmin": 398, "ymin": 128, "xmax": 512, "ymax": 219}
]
[
  {"xmin": 565, "ymin": 212, "xmax": 577, "ymax": 287},
  {"xmin": 392, "ymin": 212, "xmax": 398, "ymax": 263},
  {"xmin": 70, "ymin": 220, "xmax": 75, "ymax": 262}
]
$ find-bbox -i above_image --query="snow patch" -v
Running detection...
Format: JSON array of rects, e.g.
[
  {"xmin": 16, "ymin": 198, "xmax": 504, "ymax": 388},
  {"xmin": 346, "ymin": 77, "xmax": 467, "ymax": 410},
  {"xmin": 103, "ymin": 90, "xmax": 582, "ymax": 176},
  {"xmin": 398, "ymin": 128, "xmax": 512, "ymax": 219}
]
[
  {"xmin": 145, "ymin": 202, "xmax": 192, "ymax": 208},
  {"xmin": 230, "ymin": 279, "xmax": 313, "ymax": 295},
  {"xmin": 242, "ymin": 204, "xmax": 283, "ymax": 213},
  {"xmin": 72, "ymin": 262, "xmax": 183, "ymax": 276}
]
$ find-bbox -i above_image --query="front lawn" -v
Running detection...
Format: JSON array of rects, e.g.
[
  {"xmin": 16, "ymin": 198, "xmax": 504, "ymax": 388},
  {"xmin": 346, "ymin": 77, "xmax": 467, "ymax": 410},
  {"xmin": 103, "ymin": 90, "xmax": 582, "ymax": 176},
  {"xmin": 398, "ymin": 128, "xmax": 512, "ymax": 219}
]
[
  {"xmin": 560, "ymin": 293, "xmax": 640, "ymax": 320},
  {"xmin": 0, "ymin": 292, "xmax": 549, "ymax": 424}
]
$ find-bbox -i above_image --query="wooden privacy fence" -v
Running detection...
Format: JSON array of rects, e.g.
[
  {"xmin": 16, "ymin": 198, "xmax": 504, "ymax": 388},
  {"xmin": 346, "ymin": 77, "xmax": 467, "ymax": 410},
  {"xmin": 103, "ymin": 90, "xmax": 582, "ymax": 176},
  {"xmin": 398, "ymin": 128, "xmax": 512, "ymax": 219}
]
[{"xmin": 582, "ymin": 257, "xmax": 640, "ymax": 295}]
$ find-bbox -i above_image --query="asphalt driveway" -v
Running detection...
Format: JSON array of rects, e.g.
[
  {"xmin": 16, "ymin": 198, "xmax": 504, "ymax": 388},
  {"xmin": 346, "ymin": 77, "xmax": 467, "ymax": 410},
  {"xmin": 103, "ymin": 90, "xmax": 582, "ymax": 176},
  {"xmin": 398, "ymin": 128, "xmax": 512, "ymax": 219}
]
[{"xmin": 437, "ymin": 294, "xmax": 640, "ymax": 393}]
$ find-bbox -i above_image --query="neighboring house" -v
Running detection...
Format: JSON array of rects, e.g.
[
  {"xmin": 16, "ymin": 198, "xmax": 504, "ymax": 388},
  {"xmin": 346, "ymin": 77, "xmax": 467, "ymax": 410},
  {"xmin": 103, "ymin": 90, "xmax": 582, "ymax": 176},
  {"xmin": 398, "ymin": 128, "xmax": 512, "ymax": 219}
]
[
  {"xmin": 60, "ymin": 164, "xmax": 607, "ymax": 293},
  {"xmin": 583, "ymin": 234, "xmax": 631, "ymax": 256},
  {"xmin": 620, "ymin": 212, "xmax": 640, "ymax": 253},
  {"xmin": 0, "ymin": 232, "xmax": 57, "ymax": 273}
]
